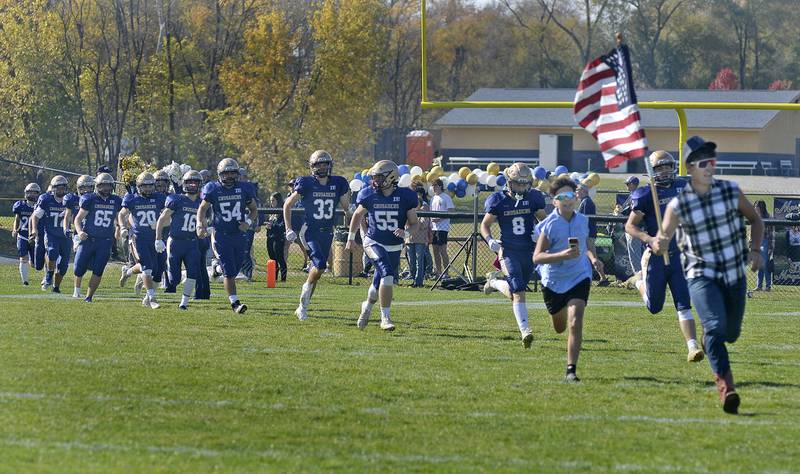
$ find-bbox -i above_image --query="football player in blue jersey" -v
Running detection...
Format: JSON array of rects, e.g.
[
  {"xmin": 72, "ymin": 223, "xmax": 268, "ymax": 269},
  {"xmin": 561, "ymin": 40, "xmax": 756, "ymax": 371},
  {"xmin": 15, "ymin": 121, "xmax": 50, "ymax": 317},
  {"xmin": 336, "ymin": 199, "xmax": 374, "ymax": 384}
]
[
  {"xmin": 30, "ymin": 175, "xmax": 72, "ymax": 293},
  {"xmin": 118, "ymin": 172, "xmax": 165, "ymax": 309},
  {"xmin": 156, "ymin": 170, "xmax": 203, "ymax": 310},
  {"xmin": 282, "ymin": 150, "xmax": 350, "ymax": 321},
  {"xmin": 12, "ymin": 183, "xmax": 40, "ymax": 285},
  {"xmin": 72, "ymin": 173, "xmax": 123, "ymax": 302},
  {"xmin": 153, "ymin": 170, "xmax": 172, "ymax": 288},
  {"xmin": 346, "ymin": 160, "xmax": 419, "ymax": 331},
  {"xmin": 480, "ymin": 163, "xmax": 547, "ymax": 348},
  {"xmin": 196, "ymin": 158, "xmax": 258, "ymax": 314},
  {"xmin": 29, "ymin": 185, "xmax": 49, "ymax": 277},
  {"xmin": 64, "ymin": 175, "xmax": 97, "ymax": 298},
  {"xmin": 625, "ymin": 151, "xmax": 704, "ymax": 363}
]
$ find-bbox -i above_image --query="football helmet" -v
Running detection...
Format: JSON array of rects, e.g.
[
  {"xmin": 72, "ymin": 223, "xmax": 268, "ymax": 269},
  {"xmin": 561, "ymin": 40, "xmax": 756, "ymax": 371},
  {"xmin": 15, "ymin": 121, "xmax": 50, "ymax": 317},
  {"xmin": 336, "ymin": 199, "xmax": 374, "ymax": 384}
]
[
  {"xmin": 24, "ymin": 182, "xmax": 41, "ymax": 201},
  {"xmin": 505, "ymin": 162, "xmax": 533, "ymax": 201},
  {"xmin": 309, "ymin": 150, "xmax": 333, "ymax": 178},
  {"xmin": 136, "ymin": 172, "xmax": 156, "ymax": 197},
  {"xmin": 154, "ymin": 170, "xmax": 171, "ymax": 193},
  {"xmin": 648, "ymin": 150, "xmax": 677, "ymax": 187},
  {"xmin": 369, "ymin": 160, "xmax": 400, "ymax": 191},
  {"xmin": 50, "ymin": 175, "xmax": 68, "ymax": 197},
  {"xmin": 199, "ymin": 169, "xmax": 211, "ymax": 183},
  {"xmin": 95, "ymin": 173, "xmax": 115, "ymax": 198},
  {"xmin": 217, "ymin": 158, "xmax": 240, "ymax": 187},
  {"xmin": 77, "ymin": 175, "xmax": 94, "ymax": 195},
  {"xmin": 182, "ymin": 170, "xmax": 203, "ymax": 194}
]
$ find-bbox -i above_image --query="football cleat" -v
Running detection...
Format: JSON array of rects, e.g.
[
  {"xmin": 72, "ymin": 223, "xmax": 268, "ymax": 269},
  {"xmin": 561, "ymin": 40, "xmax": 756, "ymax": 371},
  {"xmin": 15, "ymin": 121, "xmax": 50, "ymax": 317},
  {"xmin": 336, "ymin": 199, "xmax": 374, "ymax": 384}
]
[
  {"xmin": 564, "ymin": 372, "xmax": 581, "ymax": 383},
  {"xmin": 295, "ymin": 305, "xmax": 308, "ymax": 321},
  {"xmin": 119, "ymin": 266, "xmax": 131, "ymax": 287},
  {"xmin": 134, "ymin": 275, "xmax": 144, "ymax": 296},
  {"xmin": 178, "ymin": 305, "xmax": 188, "ymax": 311},
  {"xmin": 357, "ymin": 301, "xmax": 372, "ymax": 329},
  {"xmin": 72, "ymin": 288, "xmax": 81, "ymax": 298},
  {"xmin": 379, "ymin": 316, "xmax": 395, "ymax": 332},
  {"xmin": 232, "ymin": 301, "xmax": 248, "ymax": 314},
  {"xmin": 23, "ymin": 281, "xmax": 29, "ymax": 286},
  {"xmin": 147, "ymin": 297, "xmax": 161, "ymax": 310},
  {"xmin": 483, "ymin": 279, "xmax": 496, "ymax": 295},
  {"xmin": 41, "ymin": 282, "xmax": 50, "ymax": 291},
  {"xmin": 52, "ymin": 286, "xmax": 60, "ymax": 294},
  {"xmin": 522, "ymin": 331, "xmax": 534, "ymax": 349},
  {"xmin": 687, "ymin": 347, "xmax": 704, "ymax": 363},
  {"xmin": 83, "ymin": 297, "xmax": 92, "ymax": 303}
]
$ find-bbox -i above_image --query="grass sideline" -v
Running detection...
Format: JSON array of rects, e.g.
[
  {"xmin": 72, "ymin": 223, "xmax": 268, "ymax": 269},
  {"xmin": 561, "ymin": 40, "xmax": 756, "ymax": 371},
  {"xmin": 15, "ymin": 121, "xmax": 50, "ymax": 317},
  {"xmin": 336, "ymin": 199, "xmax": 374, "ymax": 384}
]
[{"xmin": 0, "ymin": 264, "xmax": 798, "ymax": 473}]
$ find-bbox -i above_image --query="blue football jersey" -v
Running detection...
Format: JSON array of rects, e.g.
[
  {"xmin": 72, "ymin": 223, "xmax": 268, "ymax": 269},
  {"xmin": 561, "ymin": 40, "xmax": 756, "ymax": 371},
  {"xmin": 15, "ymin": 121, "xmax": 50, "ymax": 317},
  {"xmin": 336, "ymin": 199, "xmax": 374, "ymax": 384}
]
[
  {"xmin": 201, "ymin": 181, "xmax": 255, "ymax": 234},
  {"xmin": 80, "ymin": 192, "xmax": 122, "ymax": 239},
  {"xmin": 166, "ymin": 193, "xmax": 201, "ymax": 239},
  {"xmin": 35, "ymin": 193, "xmax": 69, "ymax": 239},
  {"xmin": 631, "ymin": 178, "xmax": 687, "ymax": 253},
  {"xmin": 122, "ymin": 192, "xmax": 165, "ymax": 241},
  {"xmin": 485, "ymin": 189, "xmax": 546, "ymax": 252},
  {"xmin": 65, "ymin": 192, "xmax": 81, "ymax": 214},
  {"xmin": 294, "ymin": 175, "xmax": 349, "ymax": 230},
  {"xmin": 357, "ymin": 186, "xmax": 418, "ymax": 247},
  {"xmin": 12, "ymin": 200, "xmax": 35, "ymax": 238}
]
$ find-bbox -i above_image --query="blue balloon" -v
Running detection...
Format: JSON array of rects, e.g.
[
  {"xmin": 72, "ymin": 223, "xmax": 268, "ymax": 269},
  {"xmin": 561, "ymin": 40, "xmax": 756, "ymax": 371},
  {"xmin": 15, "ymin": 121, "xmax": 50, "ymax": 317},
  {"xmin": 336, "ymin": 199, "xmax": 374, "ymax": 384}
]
[
  {"xmin": 355, "ymin": 172, "xmax": 362, "ymax": 181},
  {"xmin": 554, "ymin": 165, "xmax": 569, "ymax": 175},
  {"xmin": 532, "ymin": 166, "xmax": 547, "ymax": 180},
  {"xmin": 496, "ymin": 175, "xmax": 507, "ymax": 187},
  {"xmin": 363, "ymin": 175, "xmax": 372, "ymax": 185},
  {"xmin": 447, "ymin": 182, "xmax": 456, "ymax": 192},
  {"xmin": 456, "ymin": 178, "xmax": 468, "ymax": 190},
  {"xmin": 455, "ymin": 188, "xmax": 466, "ymax": 198},
  {"xmin": 398, "ymin": 164, "xmax": 410, "ymax": 175}
]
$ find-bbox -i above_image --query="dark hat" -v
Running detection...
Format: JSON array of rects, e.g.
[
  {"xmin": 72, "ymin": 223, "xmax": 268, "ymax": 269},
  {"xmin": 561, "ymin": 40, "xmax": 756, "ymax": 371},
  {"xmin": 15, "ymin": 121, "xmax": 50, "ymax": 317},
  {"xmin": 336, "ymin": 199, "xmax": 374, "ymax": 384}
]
[
  {"xmin": 683, "ymin": 136, "xmax": 717, "ymax": 163},
  {"xmin": 624, "ymin": 176, "xmax": 640, "ymax": 185},
  {"xmin": 97, "ymin": 165, "xmax": 112, "ymax": 175}
]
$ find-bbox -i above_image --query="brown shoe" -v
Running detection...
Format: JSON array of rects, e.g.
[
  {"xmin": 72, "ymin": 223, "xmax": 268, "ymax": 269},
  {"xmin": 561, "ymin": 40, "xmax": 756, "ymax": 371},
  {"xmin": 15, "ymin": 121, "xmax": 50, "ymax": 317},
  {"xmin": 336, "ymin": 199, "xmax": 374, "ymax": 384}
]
[{"xmin": 715, "ymin": 371, "xmax": 740, "ymax": 414}]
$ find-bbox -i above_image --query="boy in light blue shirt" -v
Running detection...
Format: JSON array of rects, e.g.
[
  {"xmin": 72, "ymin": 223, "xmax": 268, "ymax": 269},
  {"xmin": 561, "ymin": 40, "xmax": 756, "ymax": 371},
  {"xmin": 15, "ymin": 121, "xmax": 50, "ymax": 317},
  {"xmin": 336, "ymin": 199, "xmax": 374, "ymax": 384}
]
[{"xmin": 534, "ymin": 177, "xmax": 604, "ymax": 382}]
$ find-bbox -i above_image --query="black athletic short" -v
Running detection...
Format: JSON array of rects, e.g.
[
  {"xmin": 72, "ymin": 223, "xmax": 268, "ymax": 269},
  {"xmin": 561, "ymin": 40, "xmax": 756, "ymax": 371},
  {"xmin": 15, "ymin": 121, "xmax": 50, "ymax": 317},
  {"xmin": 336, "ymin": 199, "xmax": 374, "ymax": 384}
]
[
  {"xmin": 432, "ymin": 230, "xmax": 449, "ymax": 246},
  {"xmin": 542, "ymin": 278, "xmax": 591, "ymax": 315}
]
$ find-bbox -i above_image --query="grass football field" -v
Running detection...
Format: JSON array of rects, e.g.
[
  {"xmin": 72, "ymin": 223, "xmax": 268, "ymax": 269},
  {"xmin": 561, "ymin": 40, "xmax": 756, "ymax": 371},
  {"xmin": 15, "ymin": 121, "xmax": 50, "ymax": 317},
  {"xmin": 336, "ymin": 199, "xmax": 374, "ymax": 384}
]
[{"xmin": 0, "ymin": 263, "xmax": 798, "ymax": 473}]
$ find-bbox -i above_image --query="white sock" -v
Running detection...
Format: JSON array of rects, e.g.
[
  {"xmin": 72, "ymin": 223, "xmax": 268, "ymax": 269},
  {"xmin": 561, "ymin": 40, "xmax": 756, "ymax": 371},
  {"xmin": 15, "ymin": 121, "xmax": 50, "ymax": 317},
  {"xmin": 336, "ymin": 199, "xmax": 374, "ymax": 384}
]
[
  {"xmin": 367, "ymin": 285, "xmax": 378, "ymax": 303},
  {"xmin": 19, "ymin": 261, "xmax": 29, "ymax": 282},
  {"xmin": 73, "ymin": 287, "xmax": 81, "ymax": 297},
  {"xmin": 491, "ymin": 279, "xmax": 510, "ymax": 294},
  {"xmin": 182, "ymin": 278, "xmax": 196, "ymax": 306},
  {"xmin": 146, "ymin": 288, "xmax": 156, "ymax": 298},
  {"xmin": 687, "ymin": 338, "xmax": 699, "ymax": 350},
  {"xmin": 380, "ymin": 307, "xmax": 391, "ymax": 320},
  {"xmin": 125, "ymin": 266, "xmax": 134, "ymax": 276},
  {"xmin": 512, "ymin": 302, "xmax": 529, "ymax": 333},
  {"xmin": 300, "ymin": 282, "xmax": 314, "ymax": 307},
  {"xmin": 229, "ymin": 294, "xmax": 238, "ymax": 304},
  {"xmin": 677, "ymin": 309, "xmax": 695, "ymax": 321},
  {"xmin": 180, "ymin": 294, "xmax": 190, "ymax": 306}
]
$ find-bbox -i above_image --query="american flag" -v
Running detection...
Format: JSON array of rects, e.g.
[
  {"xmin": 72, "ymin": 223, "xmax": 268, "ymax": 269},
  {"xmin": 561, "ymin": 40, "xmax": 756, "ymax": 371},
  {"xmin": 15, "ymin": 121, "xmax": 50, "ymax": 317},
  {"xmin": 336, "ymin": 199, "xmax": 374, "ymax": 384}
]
[{"xmin": 573, "ymin": 44, "xmax": 647, "ymax": 169}]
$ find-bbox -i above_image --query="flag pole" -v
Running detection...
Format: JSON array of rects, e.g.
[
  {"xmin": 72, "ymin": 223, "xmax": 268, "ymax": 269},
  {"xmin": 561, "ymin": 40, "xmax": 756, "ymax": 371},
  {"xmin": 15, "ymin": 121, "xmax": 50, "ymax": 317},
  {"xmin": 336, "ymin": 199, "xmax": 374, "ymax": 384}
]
[{"xmin": 614, "ymin": 33, "xmax": 669, "ymax": 265}]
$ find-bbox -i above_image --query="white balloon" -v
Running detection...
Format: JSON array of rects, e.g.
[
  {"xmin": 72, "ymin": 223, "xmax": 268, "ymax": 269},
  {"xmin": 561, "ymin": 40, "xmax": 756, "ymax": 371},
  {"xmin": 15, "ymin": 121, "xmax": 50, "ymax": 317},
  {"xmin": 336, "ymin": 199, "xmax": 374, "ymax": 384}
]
[
  {"xmin": 449, "ymin": 172, "xmax": 460, "ymax": 183},
  {"xmin": 466, "ymin": 184, "xmax": 476, "ymax": 196},
  {"xmin": 487, "ymin": 175, "xmax": 498, "ymax": 188},
  {"xmin": 589, "ymin": 187, "xmax": 598, "ymax": 199},
  {"xmin": 569, "ymin": 172, "xmax": 581, "ymax": 183},
  {"xmin": 398, "ymin": 174, "xmax": 412, "ymax": 188},
  {"xmin": 410, "ymin": 166, "xmax": 423, "ymax": 177},
  {"xmin": 472, "ymin": 168, "xmax": 482, "ymax": 175},
  {"xmin": 478, "ymin": 172, "xmax": 489, "ymax": 185},
  {"xmin": 349, "ymin": 179, "xmax": 363, "ymax": 192}
]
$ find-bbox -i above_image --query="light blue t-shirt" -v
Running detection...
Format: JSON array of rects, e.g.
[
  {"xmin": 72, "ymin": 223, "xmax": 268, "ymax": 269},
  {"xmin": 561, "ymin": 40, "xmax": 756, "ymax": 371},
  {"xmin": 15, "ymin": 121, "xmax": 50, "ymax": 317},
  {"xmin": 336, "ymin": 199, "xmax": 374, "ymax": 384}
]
[{"xmin": 535, "ymin": 209, "xmax": 593, "ymax": 293}]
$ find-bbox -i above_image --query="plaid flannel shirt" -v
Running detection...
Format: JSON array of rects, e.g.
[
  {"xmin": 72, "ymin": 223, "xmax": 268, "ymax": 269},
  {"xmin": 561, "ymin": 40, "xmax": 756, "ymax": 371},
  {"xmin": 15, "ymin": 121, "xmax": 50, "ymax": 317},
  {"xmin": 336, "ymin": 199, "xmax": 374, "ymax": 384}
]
[{"xmin": 668, "ymin": 179, "xmax": 748, "ymax": 286}]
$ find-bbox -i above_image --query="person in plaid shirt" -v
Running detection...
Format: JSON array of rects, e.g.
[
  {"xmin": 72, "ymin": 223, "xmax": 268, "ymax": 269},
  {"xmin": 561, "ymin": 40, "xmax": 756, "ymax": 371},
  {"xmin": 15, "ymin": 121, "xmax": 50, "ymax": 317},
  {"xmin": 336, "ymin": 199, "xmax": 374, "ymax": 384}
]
[{"xmin": 654, "ymin": 136, "xmax": 764, "ymax": 414}]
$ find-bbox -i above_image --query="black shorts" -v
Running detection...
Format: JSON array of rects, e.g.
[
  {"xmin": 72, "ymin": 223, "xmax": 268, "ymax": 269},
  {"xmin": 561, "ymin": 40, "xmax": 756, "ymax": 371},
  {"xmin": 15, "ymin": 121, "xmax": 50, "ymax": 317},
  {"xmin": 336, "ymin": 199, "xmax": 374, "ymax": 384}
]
[
  {"xmin": 432, "ymin": 230, "xmax": 449, "ymax": 246},
  {"xmin": 542, "ymin": 278, "xmax": 591, "ymax": 315}
]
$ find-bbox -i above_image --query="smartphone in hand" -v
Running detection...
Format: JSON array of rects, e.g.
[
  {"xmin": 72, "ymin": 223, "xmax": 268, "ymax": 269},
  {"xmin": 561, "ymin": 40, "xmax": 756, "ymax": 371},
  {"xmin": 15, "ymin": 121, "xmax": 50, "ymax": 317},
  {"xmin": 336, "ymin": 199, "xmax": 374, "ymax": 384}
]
[{"xmin": 568, "ymin": 237, "xmax": 579, "ymax": 249}]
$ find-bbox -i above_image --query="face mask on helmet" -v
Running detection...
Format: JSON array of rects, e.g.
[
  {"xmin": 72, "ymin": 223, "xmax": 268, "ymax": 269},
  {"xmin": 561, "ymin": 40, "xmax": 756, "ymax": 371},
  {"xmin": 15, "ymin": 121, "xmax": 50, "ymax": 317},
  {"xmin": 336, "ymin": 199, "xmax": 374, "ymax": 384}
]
[
  {"xmin": 508, "ymin": 179, "xmax": 531, "ymax": 202},
  {"xmin": 97, "ymin": 183, "xmax": 113, "ymax": 197},
  {"xmin": 154, "ymin": 180, "xmax": 169, "ymax": 193},
  {"xmin": 78, "ymin": 185, "xmax": 93, "ymax": 195},
  {"xmin": 311, "ymin": 162, "xmax": 331, "ymax": 178},
  {"xmin": 652, "ymin": 163, "xmax": 676, "ymax": 187},
  {"xmin": 184, "ymin": 179, "xmax": 201, "ymax": 194},
  {"xmin": 220, "ymin": 170, "xmax": 239, "ymax": 187},
  {"xmin": 139, "ymin": 183, "xmax": 155, "ymax": 196},
  {"xmin": 25, "ymin": 191, "xmax": 39, "ymax": 202},
  {"xmin": 371, "ymin": 173, "xmax": 387, "ymax": 190},
  {"xmin": 53, "ymin": 185, "xmax": 67, "ymax": 198}
]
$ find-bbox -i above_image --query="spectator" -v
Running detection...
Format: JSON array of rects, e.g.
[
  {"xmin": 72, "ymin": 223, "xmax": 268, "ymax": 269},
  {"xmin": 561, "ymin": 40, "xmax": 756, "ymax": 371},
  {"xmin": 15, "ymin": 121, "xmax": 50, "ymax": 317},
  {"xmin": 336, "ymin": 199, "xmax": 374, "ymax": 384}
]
[
  {"xmin": 577, "ymin": 182, "xmax": 606, "ymax": 283},
  {"xmin": 430, "ymin": 178, "xmax": 455, "ymax": 278},
  {"xmin": 266, "ymin": 192, "xmax": 287, "ymax": 281},
  {"xmin": 753, "ymin": 200, "xmax": 773, "ymax": 292},
  {"xmin": 284, "ymin": 180, "xmax": 309, "ymax": 271},
  {"xmin": 406, "ymin": 188, "xmax": 432, "ymax": 287}
]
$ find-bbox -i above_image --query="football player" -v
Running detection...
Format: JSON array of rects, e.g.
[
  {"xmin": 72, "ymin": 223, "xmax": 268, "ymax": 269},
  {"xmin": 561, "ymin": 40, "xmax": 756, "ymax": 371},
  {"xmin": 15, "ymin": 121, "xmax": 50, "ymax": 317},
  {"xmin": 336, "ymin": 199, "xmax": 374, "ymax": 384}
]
[
  {"xmin": 12, "ymin": 183, "xmax": 40, "ymax": 285},
  {"xmin": 72, "ymin": 173, "xmax": 122, "ymax": 302},
  {"xmin": 625, "ymin": 151, "xmax": 703, "ymax": 363},
  {"xmin": 283, "ymin": 150, "xmax": 350, "ymax": 321},
  {"xmin": 155, "ymin": 170, "xmax": 203, "ymax": 310},
  {"xmin": 64, "ymin": 174, "xmax": 96, "ymax": 298},
  {"xmin": 480, "ymin": 163, "xmax": 547, "ymax": 348},
  {"xmin": 30, "ymin": 175, "xmax": 72, "ymax": 293},
  {"xmin": 196, "ymin": 158, "xmax": 258, "ymax": 314},
  {"xmin": 118, "ymin": 172, "xmax": 165, "ymax": 309},
  {"xmin": 346, "ymin": 160, "xmax": 418, "ymax": 331},
  {"xmin": 153, "ymin": 170, "xmax": 172, "ymax": 288}
]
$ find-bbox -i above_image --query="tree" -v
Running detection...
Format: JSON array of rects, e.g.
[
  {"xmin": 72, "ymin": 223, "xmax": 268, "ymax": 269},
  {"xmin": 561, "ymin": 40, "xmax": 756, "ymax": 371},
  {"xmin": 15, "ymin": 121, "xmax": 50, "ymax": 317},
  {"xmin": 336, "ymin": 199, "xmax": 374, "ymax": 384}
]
[{"xmin": 708, "ymin": 67, "xmax": 739, "ymax": 90}]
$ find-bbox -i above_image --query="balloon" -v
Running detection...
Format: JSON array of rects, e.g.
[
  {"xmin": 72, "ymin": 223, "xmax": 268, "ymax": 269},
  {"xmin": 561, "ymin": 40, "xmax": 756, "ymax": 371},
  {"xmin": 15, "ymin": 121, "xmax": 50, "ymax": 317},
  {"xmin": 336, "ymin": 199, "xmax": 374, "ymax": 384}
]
[
  {"xmin": 456, "ymin": 178, "xmax": 468, "ymax": 191},
  {"xmin": 362, "ymin": 169, "xmax": 370, "ymax": 178},
  {"xmin": 455, "ymin": 188, "xmax": 466, "ymax": 198},
  {"xmin": 410, "ymin": 166, "xmax": 423, "ymax": 177},
  {"xmin": 398, "ymin": 165, "xmax": 410, "ymax": 176},
  {"xmin": 472, "ymin": 168, "xmax": 482, "ymax": 176},
  {"xmin": 447, "ymin": 181, "xmax": 456, "ymax": 192},
  {"xmin": 487, "ymin": 162, "xmax": 500, "ymax": 175},
  {"xmin": 558, "ymin": 173, "xmax": 571, "ymax": 181},
  {"xmin": 430, "ymin": 165, "xmax": 443, "ymax": 177},
  {"xmin": 588, "ymin": 172, "xmax": 600, "ymax": 187},
  {"xmin": 533, "ymin": 166, "xmax": 547, "ymax": 181},
  {"xmin": 478, "ymin": 172, "xmax": 489, "ymax": 185},
  {"xmin": 426, "ymin": 171, "xmax": 438, "ymax": 183},
  {"xmin": 349, "ymin": 179, "xmax": 364, "ymax": 192},
  {"xmin": 570, "ymin": 172, "xmax": 581, "ymax": 183},
  {"xmin": 354, "ymin": 172, "xmax": 362, "ymax": 181},
  {"xmin": 466, "ymin": 184, "xmax": 476, "ymax": 197},
  {"xmin": 458, "ymin": 167, "xmax": 471, "ymax": 179},
  {"xmin": 398, "ymin": 174, "xmax": 412, "ymax": 188},
  {"xmin": 496, "ymin": 175, "xmax": 507, "ymax": 187},
  {"xmin": 487, "ymin": 175, "xmax": 498, "ymax": 188},
  {"xmin": 466, "ymin": 172, "xmax": 479, "ymax": 185},
  {"xmin": 363, "ymin": 175, "xmax": 372, "ymax": 186},
  {"xmin": 448, "ymin": 172, "xmax": 460, "ymax": 183},
  {"xmin": 554, "ymin": 165, "xmax": 569, "ymax": 175}
]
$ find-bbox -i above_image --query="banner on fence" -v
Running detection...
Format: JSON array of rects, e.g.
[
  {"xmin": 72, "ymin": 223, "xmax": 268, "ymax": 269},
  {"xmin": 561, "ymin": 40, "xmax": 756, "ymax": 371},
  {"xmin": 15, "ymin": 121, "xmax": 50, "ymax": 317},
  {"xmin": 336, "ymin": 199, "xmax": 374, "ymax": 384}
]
[{"xmin": 772, "ymin": 197, "xmax": 800, "ymax": 286}]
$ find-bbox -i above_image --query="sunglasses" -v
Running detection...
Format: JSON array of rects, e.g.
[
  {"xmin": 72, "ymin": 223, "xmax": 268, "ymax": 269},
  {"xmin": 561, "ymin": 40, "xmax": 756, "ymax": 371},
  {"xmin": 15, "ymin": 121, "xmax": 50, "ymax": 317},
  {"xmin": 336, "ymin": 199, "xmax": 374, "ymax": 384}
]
[
  {"xmin": 554, "ymin": 191, "xmax": 576, "ymax": 201},
  {"xmin": 693, "ymin": 159, "xmax": 716, "ymax": 169}
]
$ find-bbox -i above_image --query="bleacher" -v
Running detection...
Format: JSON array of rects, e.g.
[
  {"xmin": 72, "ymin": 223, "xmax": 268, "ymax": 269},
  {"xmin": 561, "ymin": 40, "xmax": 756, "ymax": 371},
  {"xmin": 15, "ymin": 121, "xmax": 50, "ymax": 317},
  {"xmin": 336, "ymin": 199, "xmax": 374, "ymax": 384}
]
[
  {"xmin": 714, "ymin": 160, "xmax": 758, "ymax": 175},
  {"xmin": 446, "ymin": 156, "xmax": 539, "ymax": 170}
]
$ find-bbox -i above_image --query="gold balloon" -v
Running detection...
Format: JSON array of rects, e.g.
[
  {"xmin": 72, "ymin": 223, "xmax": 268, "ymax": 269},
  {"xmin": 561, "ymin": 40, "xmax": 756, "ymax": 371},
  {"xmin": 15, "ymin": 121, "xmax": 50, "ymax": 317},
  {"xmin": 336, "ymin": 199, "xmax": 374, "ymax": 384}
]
[
  {"xmin": 486, "ymin": 162, "xmax": 500, "ymax": 175},
  {"xmin": 588, "ymin": 172, "xmax": 600, "ymax": 186},
  {"xmin": 466, "ymin": 172, "xmax": 479, "ymax": 185},
  {"xmin": 459, "ymin": 167, "xmax": 471, "ymax": 179},
  {"xmin": 430, "ymin": 165, "xmax": 443, "ymax": 176}
]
